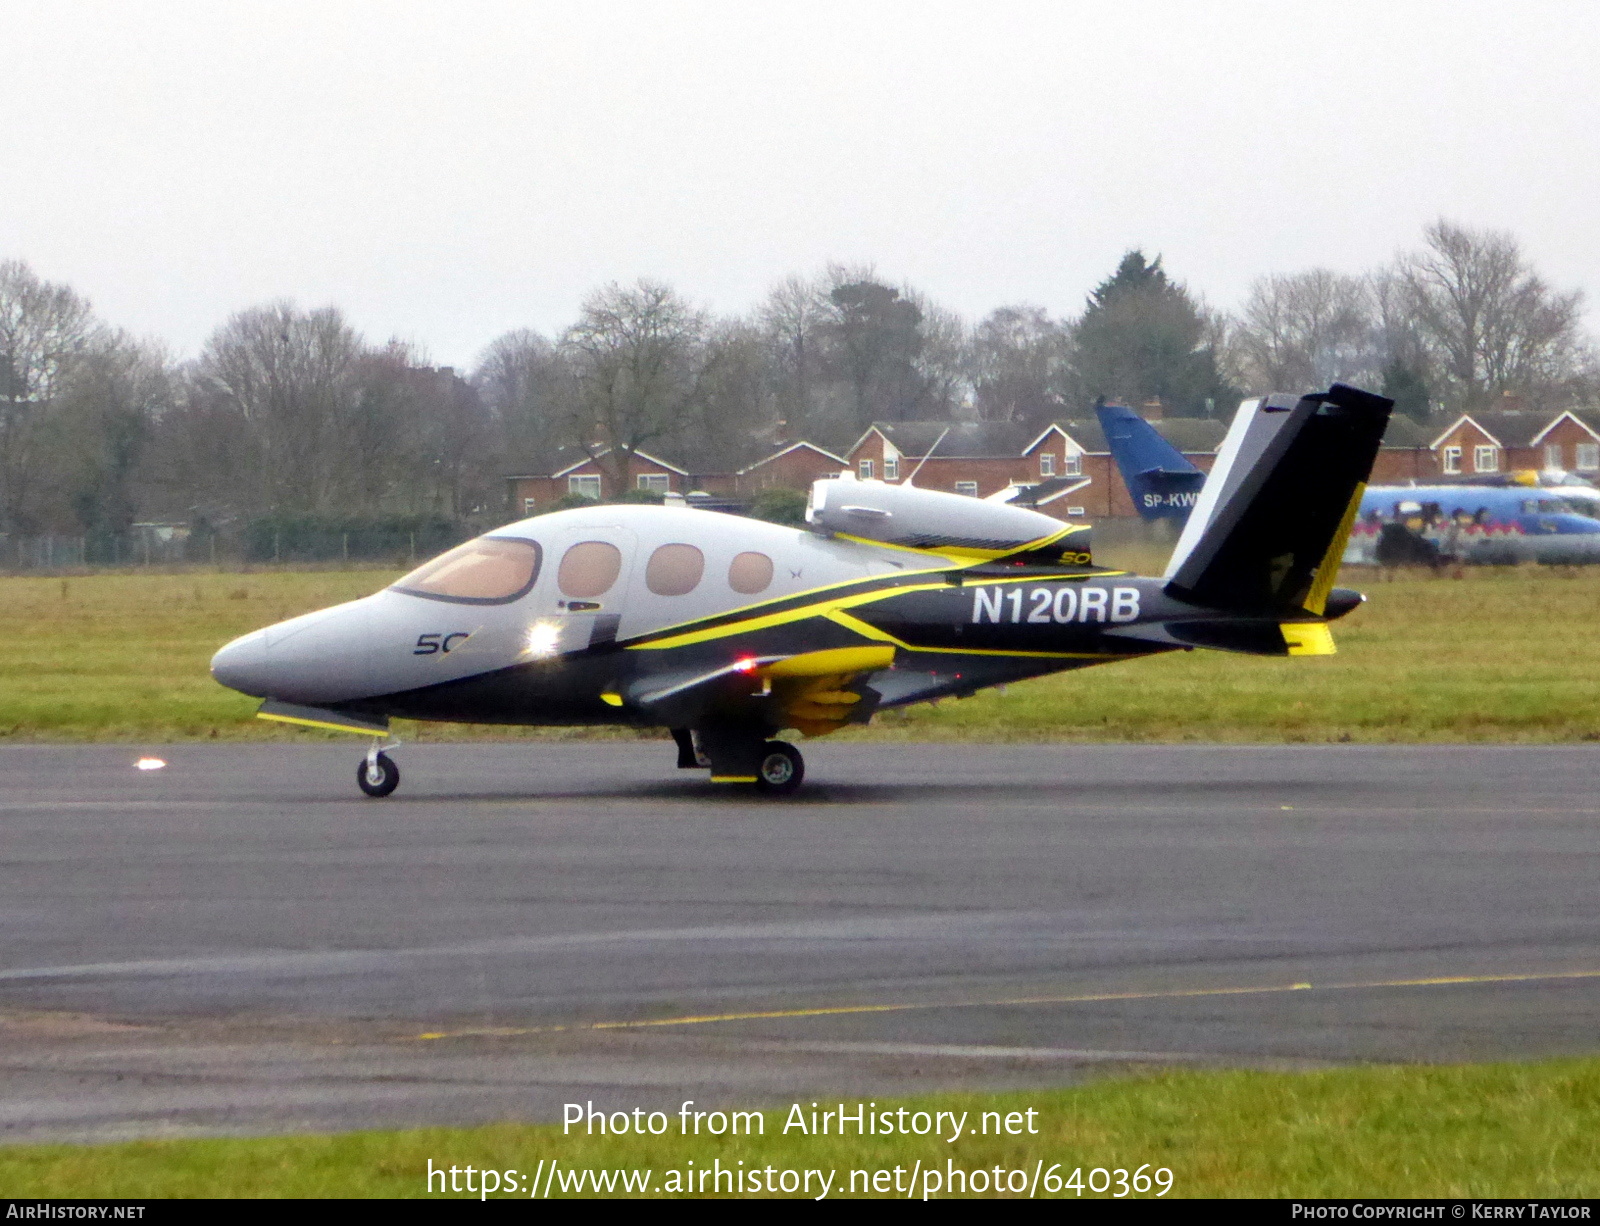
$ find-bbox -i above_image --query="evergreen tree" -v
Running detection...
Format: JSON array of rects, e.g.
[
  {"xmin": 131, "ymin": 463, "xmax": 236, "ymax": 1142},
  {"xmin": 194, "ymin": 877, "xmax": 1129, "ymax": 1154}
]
[
  {"xmin": 1071, "ymin": 251, "xmax": 1234, "ymax": 417},
  {"xmin": 1380, "ymin": 357, "xmax": 1431, "ymax": 423},
  {"xmin": 824, "ymin": 279, "xmax": 926, "ymax": 429}
]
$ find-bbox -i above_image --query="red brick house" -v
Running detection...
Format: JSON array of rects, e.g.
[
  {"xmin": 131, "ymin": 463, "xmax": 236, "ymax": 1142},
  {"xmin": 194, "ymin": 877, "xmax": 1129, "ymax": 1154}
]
[
  {"xmin": 1426, "ymin": 410, "xmax": 1600, "ymax": 480},
  {"xmin": 505, "ymin": 407, "xmax": 1600, "ymax": 523},
  {"xmin": 506, "ymin": 448, "xmax": 690, "ymax": 517},
  {"xmin": 842, "ymin": 418, "xmax": 1224, "ymax": 520},
  {"xmin": 506, "ymin": 442, "xmax": 848, "ymax": 517}
]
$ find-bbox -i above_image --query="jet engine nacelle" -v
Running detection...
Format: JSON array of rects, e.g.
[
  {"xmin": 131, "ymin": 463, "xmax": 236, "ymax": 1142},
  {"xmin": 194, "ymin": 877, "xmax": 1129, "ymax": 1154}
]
[{"xmin": 807, "ymin": 474, "xmax": 1086, "ymax": 562}]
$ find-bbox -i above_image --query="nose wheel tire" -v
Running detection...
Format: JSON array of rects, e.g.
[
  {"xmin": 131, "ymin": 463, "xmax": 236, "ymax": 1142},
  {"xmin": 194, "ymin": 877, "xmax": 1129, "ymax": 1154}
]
[
  {"xmin": 755, "ymin": 741, "xmax": 804, "ymax": 795},
  {"xmin": 357, "ymin": 751, "xmax": 399, "ymax": 798}
]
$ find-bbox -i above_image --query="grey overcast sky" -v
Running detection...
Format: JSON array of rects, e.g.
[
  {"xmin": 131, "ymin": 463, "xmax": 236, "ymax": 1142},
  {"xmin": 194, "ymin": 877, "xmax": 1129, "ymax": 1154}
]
[{"xmin": 3, "ymin": 1, "xmax": 1598, "ymax": 366}]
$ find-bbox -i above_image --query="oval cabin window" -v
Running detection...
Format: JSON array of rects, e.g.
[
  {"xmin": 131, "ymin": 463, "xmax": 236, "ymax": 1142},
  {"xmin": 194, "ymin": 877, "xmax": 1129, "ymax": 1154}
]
[
  {"xmin": 390, "ymin": 537, "xmax": 542, "ymax": 604},
  {"xmin": 728, "ymin": 551, "xmax": 774, "ymax": 595},
  {"xmin": 557, "ymin": 541, "xmax": 623, "ymax": 598},
  {"xmin": 645, "ymin": 543, "xmax": 705, "ymax": 596}
]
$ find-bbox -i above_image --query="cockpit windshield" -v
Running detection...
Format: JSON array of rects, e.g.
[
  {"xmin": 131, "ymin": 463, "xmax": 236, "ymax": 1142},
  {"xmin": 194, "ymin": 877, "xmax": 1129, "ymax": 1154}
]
[{"xmin": 390, "ymin": 537, "xmax": 542, "ymax": 604}]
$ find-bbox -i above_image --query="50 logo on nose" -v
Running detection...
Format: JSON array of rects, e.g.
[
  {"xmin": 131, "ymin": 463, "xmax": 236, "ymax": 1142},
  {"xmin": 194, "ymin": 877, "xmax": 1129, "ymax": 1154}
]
[{"xmin": 414, "ymin": 632, "xmax": 471, "ymax": 655}]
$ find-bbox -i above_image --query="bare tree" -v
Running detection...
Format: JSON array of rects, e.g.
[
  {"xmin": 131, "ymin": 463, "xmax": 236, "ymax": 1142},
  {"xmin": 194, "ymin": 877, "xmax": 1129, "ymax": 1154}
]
[
  {"xmin": 342, "ymin": 340, "xmax": 444, "ymax": 514},
  {"xmin": 759, "ymin": 274, "xmax": 827, "ymax": 440},
  {"xmin": 970, "ymin": 304, "xmax": 1071, "ymax": 427},
  {"xmin": 473, "ymin": 328, "xmax": 566, "ymax": 473},
  {"xmin": 1232, "ymin": 269, "xmax": 1376, "ymax": 394},
  {"xmin": 411, "ymin": 358, "xmax": 494, "ymax": 518},
  {"xmin": 904, "ymin": 292, "xmax": 970, "ymax": 421},
  {"xmin": 695, "ymin": 317, "xmax": 778, "ymax": 473},
  {"xmin": 1398, "ymin": 219, "xmax": 1585, "ymax": 412},
  {"xmin": 51, "ymin": 333, "xmax": 169, "ymax": 535},
  {"xmin": 560, "ymin": 279, "xmax": 711, "ymax": 493},
  {"xmin": 0, "ymin": 260, "xmax": 101, "ymax": 531},
  {"xmin": 193, "ymin": 302, "xmax": 366, "ymax": 514}
]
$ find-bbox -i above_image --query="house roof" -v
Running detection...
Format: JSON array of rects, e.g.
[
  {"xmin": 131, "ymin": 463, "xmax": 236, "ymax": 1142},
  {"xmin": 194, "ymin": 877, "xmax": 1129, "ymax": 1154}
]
[
  {"xmin": 1429, "ymin": 414, "xmax": 1493, "ymax": 450},
  {"xmin": 1427, "ymin": 410, "xmax": 1583, "ymax": 451},
  {"xmin": 1379, "ymin": 415, "xmax": 1429, "ymax": 448},
  {"xmin": 1529, "ymin": 409, "xmax": 1600, "ymax": 447},
  {"xmin": 1052, "ymin": 419, "xmax": 1107, "ymax": 453},
  {"xmin": 1428, "ymin": 409, "xmax": 1600, "ymax": 452},
  {"xmin": 547, "ymin": 446, "xmax": 689, "ymax": 479},
  {"xmin": 1023, "ymin": 422, "xmax": 1096, "ymax": 454},
  {"xmin": 855, "ymin": 414, "xmax": 1229, "ymax": 462},
  {"xmin": 735, "ymin": 440, "xmax": 848, "ymax": 475},
  {"xmin": 1152, "ymin": 418, "xmax": 1227, "ymax": 453},
  {"xmin": 1026, "ymin": 416, "xmax": 1224, "ymax": 456},
  {"xmin": 850, "ymin": 420, "xmax": 1036, "ymax": 460},
  {"xmin": 1455, "ymin": 411, "xmax": 1550, "ymax": 449}
]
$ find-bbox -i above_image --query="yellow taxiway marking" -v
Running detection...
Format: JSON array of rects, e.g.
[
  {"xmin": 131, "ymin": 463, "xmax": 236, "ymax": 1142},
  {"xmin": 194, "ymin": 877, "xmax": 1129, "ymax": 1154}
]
[{"xmin": 411, "ymin": 967, "xmax": 1600, "ymax": 1042}]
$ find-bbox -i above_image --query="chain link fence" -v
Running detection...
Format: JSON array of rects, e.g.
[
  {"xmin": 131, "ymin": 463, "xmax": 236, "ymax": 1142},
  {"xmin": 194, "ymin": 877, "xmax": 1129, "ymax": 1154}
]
[{"xmin": 0, "ymin": 514, "xmax": 483, "ymax": 573}]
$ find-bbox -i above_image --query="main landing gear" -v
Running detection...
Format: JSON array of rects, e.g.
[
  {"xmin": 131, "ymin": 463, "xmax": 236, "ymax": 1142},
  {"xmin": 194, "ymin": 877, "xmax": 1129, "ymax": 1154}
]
[
  {"xmin": 357, "ymin": 740, "xmax": 401, "ymax": 798},
  {"xmin": 755, "ymin": 740, "xmax": 804, "ymax": 795},
  {"xmin": 672, "ymin": 727, "xmax": 805, "ymax": 796}
]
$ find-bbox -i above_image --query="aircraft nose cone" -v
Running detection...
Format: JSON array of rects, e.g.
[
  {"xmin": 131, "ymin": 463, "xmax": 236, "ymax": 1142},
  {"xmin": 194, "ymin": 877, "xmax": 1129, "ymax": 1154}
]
[
  {"xmin": 209, "ymin": 600, "xmax": 375, "ymax": 705},
  {"xmin": 210, "ymin": 631, "xmax": 271, "ymax": 697}
]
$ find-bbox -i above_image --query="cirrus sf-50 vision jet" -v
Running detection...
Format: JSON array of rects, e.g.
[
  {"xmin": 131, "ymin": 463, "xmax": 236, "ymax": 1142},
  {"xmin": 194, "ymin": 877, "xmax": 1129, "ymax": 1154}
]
[{"xmin": 211, "ymin": 384, "xmax": 1394, "ymax": 797}]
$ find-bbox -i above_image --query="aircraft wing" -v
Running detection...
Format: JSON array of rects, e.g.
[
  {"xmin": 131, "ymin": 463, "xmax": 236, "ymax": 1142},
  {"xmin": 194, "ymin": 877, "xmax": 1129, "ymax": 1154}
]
[{"xmin": 629, "ymin": 646, "xmax": 895, "ymax": 735}]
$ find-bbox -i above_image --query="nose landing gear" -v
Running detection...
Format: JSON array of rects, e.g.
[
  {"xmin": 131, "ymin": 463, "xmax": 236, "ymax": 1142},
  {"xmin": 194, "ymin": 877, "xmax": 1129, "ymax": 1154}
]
[{"xmin": 357, "ymin": 740, "xmax": 401, "ymax": 797}]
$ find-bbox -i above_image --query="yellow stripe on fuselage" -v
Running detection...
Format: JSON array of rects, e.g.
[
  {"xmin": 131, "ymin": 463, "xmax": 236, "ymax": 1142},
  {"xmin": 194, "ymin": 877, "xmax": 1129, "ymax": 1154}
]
[
  {"xmin": 623, "ymin": 565, "xmax": 952, "ymax": 649},
  {"xmin": 832, "ymin": 521, "xmax": 1089, "ymax": 563},
  {"xmin": 628, "ymin": 569, "xmax": 1124, "ymax": 654},
  {"xmin": 824, "ymin": 610, "xmax": 1114, "ymax": 661}
]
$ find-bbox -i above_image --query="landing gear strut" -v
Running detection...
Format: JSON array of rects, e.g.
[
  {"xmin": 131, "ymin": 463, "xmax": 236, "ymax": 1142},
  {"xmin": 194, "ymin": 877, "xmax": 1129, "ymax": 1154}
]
[{"xmin": 357, "ymin": 739, "xmax": 401, "ymax": 798}]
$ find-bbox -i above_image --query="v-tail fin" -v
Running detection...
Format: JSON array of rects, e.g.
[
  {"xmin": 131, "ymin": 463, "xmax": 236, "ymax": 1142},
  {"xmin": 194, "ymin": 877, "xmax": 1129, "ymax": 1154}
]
[{"xmin": 1163, "ymin": 383, "xmax": 1393, "ymax": 615}]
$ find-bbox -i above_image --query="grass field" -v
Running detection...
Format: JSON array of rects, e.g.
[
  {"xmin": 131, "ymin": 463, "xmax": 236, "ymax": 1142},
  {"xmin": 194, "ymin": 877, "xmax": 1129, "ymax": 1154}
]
[
  {"xmin": 5, "ymin": 559, "xmax": 1600, "ymax": 741},
  {"xmin": 1, "ymin": 1060, "xmax": 1595, "ymax": 1198}
]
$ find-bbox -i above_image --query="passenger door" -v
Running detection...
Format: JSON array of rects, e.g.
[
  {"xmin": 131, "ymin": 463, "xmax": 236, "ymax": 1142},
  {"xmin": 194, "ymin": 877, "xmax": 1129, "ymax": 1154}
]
[{"xmin": 533, "ymin": 525, "xmax": 639, "ymax": 654}]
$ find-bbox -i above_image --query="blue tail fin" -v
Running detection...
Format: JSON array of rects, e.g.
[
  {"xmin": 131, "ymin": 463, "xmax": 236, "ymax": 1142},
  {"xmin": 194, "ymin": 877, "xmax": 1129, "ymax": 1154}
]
[{"xmin": 1096, "ymin": 402, "xmax": 1206, "ymax": 522}]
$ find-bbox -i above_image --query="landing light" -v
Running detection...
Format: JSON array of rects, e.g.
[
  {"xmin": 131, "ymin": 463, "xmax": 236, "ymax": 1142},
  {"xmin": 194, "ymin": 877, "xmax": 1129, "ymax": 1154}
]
[
  {"xmin": 135, "ymin": 757, "xmax": 166, "ymax": 771},
  {"xmin": 524, "ymin": 621, "xmax": 562, "ymax": 659}
]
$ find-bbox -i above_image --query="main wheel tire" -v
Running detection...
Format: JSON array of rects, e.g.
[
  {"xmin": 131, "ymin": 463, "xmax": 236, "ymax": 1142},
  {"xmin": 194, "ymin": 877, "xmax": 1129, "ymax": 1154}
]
[
  {"xmin": 755, "ymin": 740, "xmax": 804, "ymax": 795},
  {"xmin": 357, "ymin": 751, "xmax": 399, "ymax": 798}
]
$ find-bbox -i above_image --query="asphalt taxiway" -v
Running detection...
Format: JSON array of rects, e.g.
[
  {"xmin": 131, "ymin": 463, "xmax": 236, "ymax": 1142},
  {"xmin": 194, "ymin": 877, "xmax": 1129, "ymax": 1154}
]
[{"xmin": 2, "ymin": 741, "xmax": 1598, "ymax": 1142}]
